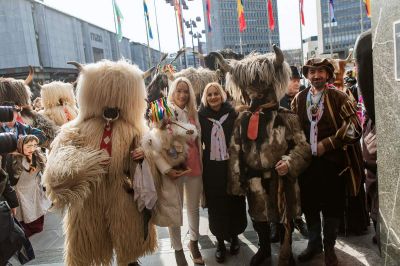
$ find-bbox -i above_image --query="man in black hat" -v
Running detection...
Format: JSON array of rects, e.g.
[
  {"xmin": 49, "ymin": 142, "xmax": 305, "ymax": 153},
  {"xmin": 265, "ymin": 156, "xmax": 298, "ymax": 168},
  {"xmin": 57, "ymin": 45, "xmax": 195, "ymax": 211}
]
[
  {"xmin": 291, "ymin": 58, "xmax": 363, "ymax": 266},
  {"xmin": 280, "ymin": 66, "xmax": 301, "ymax": 110}
]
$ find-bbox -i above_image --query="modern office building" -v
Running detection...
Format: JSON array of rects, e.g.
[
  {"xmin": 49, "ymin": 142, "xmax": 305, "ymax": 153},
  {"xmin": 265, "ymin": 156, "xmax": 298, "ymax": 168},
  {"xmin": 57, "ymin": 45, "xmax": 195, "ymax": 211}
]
[
  {"xmin": 282, "ymin": 49, "xmax": 303, "ymax": 67},
  {"xmin": 303, "ymin": 36, "xmax": 319, "ymax": 61},
  {"xmin": 0, "ymin": 0, "xmax": 161, "ymax": 86},
  {"xmin": 316, "ymin": 0, "xmax": 371, "ymax": 58},
  {"xmin": 202, "ymin": 0, "xmax": 280, "ymax": 55}
]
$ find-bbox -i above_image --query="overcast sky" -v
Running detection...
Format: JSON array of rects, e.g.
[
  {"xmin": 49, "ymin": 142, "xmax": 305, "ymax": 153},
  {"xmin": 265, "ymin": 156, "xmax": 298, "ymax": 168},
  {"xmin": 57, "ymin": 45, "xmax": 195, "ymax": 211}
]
[{"xmin": 42, "ymin": 0, "xmax": 318, "ymax": 52}]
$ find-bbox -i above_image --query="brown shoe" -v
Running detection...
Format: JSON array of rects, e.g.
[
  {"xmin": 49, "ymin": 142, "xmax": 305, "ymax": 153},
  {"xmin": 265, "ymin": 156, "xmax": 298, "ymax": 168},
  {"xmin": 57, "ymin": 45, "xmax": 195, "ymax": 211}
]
[
  {"xmin": 324, "ymin": 247, "xmax": 338, "ymax": 266},
  {"xmin": 188, "ymin": 240, "xmax": 204, "ymax": 265},
  {"xmin": 174, "ymin": 249, "xmax": 188, "ymax": 266}
]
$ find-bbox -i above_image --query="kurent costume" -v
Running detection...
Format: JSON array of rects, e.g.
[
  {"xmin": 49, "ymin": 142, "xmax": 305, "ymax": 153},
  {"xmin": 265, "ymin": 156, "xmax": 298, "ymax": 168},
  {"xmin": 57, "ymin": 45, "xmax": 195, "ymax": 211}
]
[
  {"xmin": 43, "ymin": 60, "xmax": 158, "ymax": 265},
  {"xmin": 198, "ymin": 101, "xmax": 247, "ymax": 253},
  {"xmin": 0, "ymin": 68, "xmax": 58, "ymax": 148},
  {"xmin": 292, "ymin": 58, "xmax": 364, "ymax": 265},
  {"xmin": 213, "ymin": 45, "xmax": 311, "ymax": 266},
  {"xmin": 39, "ymin": 81, "xmax": 78, "ymax": 126}
]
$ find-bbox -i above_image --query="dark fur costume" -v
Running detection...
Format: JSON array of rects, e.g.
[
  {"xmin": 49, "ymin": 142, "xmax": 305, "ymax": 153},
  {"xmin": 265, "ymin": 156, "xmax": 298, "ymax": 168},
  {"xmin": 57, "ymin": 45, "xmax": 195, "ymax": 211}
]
[
  {"xmin": 0, "ymin": 77, "xmax": 58, "ymax": 147},
  {"xmin": 214, "ymin": 46, "xmax": 311, "ymax": 265}
]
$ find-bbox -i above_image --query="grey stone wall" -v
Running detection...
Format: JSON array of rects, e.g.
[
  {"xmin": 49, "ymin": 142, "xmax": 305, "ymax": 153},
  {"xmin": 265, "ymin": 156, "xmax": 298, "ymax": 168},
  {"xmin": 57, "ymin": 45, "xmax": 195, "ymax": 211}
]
[
  {"xmin": 0, "ymin": 0, "xmax": 40, "ymax": 68},
  {"xmin": 371, "ymin": 0, "xmax": 400, "ymax": 265}
]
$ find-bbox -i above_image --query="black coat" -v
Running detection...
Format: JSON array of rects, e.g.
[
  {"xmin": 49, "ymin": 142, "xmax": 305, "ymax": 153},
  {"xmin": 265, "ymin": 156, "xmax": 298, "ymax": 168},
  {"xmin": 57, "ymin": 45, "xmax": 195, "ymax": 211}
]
[{"xmin": 199, "ymin": 102, "xmax": 247, "ymax": 240}]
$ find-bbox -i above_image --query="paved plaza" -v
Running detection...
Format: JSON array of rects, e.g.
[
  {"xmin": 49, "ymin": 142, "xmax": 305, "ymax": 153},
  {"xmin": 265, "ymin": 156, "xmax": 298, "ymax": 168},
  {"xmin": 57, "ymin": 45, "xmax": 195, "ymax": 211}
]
[{"xmin": 8, "ymin": 207, "xmax": 381, "ymax": 266}]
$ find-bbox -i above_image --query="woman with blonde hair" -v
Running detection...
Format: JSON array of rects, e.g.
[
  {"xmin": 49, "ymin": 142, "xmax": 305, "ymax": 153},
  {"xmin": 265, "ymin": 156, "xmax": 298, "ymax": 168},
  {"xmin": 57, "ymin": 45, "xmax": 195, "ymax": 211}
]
[
  {"xmin": 166, "ymin": 77, "xmax": 204, "ymax": 266},
  {"xmin": 198, "ymin": 82, "xmax": 247, "ymax": 263}
]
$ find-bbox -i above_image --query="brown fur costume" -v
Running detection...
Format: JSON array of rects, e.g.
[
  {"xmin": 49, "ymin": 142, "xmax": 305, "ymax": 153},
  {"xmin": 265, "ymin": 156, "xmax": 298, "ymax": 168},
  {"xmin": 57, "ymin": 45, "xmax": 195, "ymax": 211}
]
[
  {"xmin": 0, "ymin": 70, "xmax": 58, "ymax": 147},
  {"xmin": 214, "ymin": 46, "xmax": 311, "ymax": 265},
  {"xmin": 39, "ymin": 81, "xmax": 78, "ymax": 126},
  {"xmin": 42, "ymin": 60, "xmax": 158, "ymax": 265}
]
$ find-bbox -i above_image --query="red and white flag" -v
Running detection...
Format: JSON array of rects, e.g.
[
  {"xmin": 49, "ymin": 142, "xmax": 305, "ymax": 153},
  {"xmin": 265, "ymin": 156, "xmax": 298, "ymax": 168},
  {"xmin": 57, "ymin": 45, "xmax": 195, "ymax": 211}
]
[{"xmin": 300, "ymin": 0, "xmax": 305, "ymax": 25}]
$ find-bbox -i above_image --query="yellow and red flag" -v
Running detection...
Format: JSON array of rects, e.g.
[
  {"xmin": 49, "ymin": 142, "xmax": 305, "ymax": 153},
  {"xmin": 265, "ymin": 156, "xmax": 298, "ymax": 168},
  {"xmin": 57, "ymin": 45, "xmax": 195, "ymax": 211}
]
[
  {"xmin": 237, "ymin": 0, "xmax": 246, "ymax": 32},
  {"xmin": 363, "ymin": 0, "xmax": 371, "ymax": 17}
]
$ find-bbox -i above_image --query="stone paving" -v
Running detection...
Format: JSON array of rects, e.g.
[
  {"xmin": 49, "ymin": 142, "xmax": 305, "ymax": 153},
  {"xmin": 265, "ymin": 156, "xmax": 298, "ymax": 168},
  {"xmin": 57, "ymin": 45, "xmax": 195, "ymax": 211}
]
[{"xmin": 10, "ymin": 208, "xmax": 381, "ymax": 266}]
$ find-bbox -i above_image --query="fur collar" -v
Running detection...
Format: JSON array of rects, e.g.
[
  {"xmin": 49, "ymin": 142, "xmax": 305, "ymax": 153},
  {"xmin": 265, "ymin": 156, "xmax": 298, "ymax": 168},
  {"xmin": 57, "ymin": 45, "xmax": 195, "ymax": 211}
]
[{"xmin": 198, "ymin": 102, "xmax": 234, "ymax": 119}]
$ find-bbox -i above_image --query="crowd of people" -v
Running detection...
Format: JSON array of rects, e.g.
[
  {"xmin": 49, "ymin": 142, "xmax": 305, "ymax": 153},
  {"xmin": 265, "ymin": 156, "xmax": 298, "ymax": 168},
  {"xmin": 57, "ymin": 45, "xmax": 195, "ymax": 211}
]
[{"xmin": 0, "ymin": 32, "xmax": 377, "ymax": 266}]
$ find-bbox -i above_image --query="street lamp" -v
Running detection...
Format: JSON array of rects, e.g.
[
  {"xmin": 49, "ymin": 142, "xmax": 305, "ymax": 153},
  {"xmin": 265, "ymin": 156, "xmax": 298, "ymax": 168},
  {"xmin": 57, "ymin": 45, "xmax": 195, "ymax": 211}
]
[
  {"xmin": 184, "ymin": 16, "xmax": 201, "ymax": 67},
  {"xmin": 192, "ymin": 30, "xmax": 205, "ymax": 66}
]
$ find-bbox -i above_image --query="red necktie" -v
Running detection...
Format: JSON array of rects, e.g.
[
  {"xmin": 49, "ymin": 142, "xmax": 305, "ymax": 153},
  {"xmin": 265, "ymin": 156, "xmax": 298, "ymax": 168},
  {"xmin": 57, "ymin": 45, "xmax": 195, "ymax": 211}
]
[
  {"xmin": 247, "ymin": 111, "xmax": 260, "ymax": 140},
  {"xmin": 100, "ymin": 123, "xmax": 113, "ymax": 156}
]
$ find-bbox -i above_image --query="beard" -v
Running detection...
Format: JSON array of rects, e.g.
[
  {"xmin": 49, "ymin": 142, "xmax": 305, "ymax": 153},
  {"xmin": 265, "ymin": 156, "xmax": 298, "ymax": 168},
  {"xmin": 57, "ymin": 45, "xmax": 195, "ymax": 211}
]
[{"xmin": 311, "ymin": 79, "xmax": 326, "ymax": 89}]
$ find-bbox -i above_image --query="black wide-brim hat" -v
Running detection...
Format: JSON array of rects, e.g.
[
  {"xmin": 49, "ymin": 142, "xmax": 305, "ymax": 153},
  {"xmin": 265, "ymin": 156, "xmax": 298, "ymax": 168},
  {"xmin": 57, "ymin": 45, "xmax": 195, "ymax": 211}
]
[
  {"xmin": 302, "ymin": 58, "xmax": 335, "ymax": 80},
  {"xmin": 290, "ymin": 66, "xmax": 301, "ymax": 79}
]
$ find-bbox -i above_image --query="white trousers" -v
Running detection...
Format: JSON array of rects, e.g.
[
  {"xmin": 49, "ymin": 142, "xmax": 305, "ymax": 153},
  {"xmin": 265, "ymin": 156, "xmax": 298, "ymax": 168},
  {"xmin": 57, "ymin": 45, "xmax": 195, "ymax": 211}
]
[{"xmin": 168, "ymin": 175, "xmax": 203, "ymax": 250}]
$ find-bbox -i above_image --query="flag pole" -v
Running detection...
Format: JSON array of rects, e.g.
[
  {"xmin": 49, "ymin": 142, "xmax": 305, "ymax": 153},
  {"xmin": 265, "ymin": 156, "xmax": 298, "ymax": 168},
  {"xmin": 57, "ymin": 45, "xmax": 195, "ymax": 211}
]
[
  {"xmin": 178, "ymin": 0, "xmax": 188, "ymax": 68},
  {"xmin": 265, "ymin": 0, "xmax": 273, "ymax": 52},
  {"xmin": 173, "ymin": 2, "xmax": 182, "ymax": 69},
  {"xmin": 328, "ymin": 1, "xmax": 333, "ymax": 57},
  {"xmin": 298, "ymin": 0, "xmax": 304, "ymax": 65},
  {"xmin": 144, "ymin": 11, "xmax": 152, "ymax": 69},
  {"xmin": 153, "ymin": 0, "xmax": 162, "ymax": 55},
  {"xmin": 111, "ymin": 0, "xmax": 121, "ymax": 59},
  {"xmin": 239, "ymin": 32, "xmax": 243, "ymax": 55}
]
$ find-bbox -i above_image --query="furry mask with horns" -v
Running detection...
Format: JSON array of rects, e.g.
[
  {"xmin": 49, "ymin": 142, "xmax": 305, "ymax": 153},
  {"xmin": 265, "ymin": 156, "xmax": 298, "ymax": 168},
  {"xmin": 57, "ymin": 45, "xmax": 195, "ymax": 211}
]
[
  {"xmin": 39, "ymin": 81, "xmax": 79, "ymax": 126},
  {"xmin": 68, "ymin": 60, "xmax": 153, "ymax": 127},
  {"xmin": 0, "ymin": 66, "xmax": 33, "ymax": 108},
  {"xmin": 211, "ymin": 45, "xmax": 290, "ymax": 109}
]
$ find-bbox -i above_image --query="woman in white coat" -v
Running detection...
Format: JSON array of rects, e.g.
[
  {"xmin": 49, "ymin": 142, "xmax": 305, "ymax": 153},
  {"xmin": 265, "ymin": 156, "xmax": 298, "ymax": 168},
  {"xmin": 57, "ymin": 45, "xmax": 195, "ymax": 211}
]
[{"xmin": 146, "ymin": 77, "xmax": 203, "ymax": 266}]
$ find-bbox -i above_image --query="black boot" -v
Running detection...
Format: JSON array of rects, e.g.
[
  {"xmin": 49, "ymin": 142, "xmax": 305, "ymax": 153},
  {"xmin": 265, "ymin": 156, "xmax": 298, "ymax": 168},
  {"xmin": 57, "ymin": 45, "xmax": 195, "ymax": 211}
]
[
  {"xmin": 215, "ymin": 238, "xmax": 226, "ymax": 263},
  {"xmin": 323, "ymin": 218, "xmax": 340, "ymax": 266},
  {"xmin": 128, "ymin": 262, "xmax": 140, "ymax": 266},
  {"xmin": 294, "ymin": 217, "xmax": 309, "ymax": 238},
  {"xmin": 270, "ymin": 222, "xmax": 280, "ymax": 243},
  {"xmin": 251, "ymin": 221, "xmax": 272, "ymax": 266},
  {"xmin": 230, "ymin": 235, "xmax": 240, "ymax": 255},
  {"xmin": 298, "ymin": 213, "xmax": 323, "ymax": 262}
]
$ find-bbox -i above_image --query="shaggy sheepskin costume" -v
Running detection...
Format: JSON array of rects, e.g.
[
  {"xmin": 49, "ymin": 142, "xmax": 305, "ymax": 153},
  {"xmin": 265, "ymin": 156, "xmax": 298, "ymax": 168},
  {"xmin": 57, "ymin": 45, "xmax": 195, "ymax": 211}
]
[
  {"xmin": 0, "ymin": 68, "xmax": 58, "ymax": 147},
  {"xmin": 39, "ymin": 81, "xmax": 78, "ymax": 126},
  {"xmin": 213, "ymin": 45, "xmax": 311, "ymax": 266},
  {"xmin": 42, "ymin": 60, "xmax": 158, "ymax": 265}
]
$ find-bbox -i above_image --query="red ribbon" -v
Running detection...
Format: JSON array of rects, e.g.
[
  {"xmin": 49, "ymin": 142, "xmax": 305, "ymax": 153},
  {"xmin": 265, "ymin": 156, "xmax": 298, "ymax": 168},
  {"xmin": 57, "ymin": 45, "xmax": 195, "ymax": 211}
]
[{"xmin": 247, "ymin": 111, "xmax": 260, "ymax": 140}]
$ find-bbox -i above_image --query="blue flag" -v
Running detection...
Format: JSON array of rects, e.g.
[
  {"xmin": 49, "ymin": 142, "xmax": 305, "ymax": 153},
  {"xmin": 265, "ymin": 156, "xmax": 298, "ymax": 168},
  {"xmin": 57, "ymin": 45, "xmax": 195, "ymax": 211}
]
[
  {"xmin": 143, "ymin": 0, "xmax": 153, "ymax": 39},
  {"xmin": 329, "ymin": 0, "xmax": 336, "ymax": 23}
]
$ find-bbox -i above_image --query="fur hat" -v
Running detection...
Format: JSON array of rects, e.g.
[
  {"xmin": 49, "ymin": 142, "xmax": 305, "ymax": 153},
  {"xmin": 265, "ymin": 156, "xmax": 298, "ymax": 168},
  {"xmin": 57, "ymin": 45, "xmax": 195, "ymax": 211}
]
[{"xmin": 302, "ymin": 58, "xmax": 335, "ymax": 80}]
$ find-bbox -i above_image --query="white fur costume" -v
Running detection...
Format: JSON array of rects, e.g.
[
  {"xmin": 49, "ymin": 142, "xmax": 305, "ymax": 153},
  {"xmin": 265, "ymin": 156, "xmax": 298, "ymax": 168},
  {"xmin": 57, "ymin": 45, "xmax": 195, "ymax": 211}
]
[
  {"xmin": 39, "ymin": 81, "xmax": 78, "ymax": 126},
  {"xmin": 43, "ymin": 60, "xmax": 157, "ymax": 265}
]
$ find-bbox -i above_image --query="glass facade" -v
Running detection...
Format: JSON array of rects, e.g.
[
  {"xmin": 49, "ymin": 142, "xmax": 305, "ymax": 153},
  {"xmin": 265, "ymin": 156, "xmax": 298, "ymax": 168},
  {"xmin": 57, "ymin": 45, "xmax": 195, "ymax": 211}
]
[
  {"xmin": 319, "ymin": 0, "xmax": 371, "ymax": 56},
  {"xmin": 204, "ymin": 0, "xmax": 280, "ymax": 55}
]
